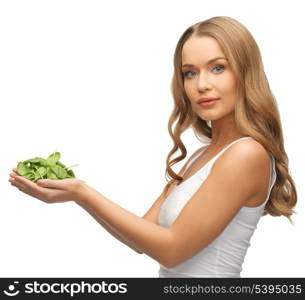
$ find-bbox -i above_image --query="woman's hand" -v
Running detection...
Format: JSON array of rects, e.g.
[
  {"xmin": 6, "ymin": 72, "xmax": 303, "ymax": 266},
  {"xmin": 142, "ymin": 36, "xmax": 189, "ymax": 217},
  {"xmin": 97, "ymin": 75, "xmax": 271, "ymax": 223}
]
[{"xmin": 9, "ymin": 168, "xmax": 86, "ymax": 204}]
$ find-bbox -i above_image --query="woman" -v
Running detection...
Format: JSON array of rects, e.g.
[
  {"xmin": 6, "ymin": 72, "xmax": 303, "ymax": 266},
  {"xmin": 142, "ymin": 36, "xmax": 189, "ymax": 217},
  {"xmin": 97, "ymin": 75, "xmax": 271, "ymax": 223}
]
[{"xmin": 9, "ymin": 16, "xmax": 297, "ymax": 278}]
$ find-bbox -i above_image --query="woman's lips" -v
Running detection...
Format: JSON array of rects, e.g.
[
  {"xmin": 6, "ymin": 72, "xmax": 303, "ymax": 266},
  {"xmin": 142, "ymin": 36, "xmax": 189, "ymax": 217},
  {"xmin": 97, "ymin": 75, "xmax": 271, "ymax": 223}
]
[{"xmin": 198, "ymin": 99, "xmax": 219, "ymax": 107}]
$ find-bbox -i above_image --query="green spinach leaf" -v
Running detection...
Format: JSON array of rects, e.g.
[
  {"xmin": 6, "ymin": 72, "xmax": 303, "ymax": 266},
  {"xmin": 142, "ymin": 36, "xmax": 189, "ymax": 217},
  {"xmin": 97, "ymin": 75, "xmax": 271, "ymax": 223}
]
[{"xmin": 16, "ymin": 151, "xmax": 78, "ymax": 182}]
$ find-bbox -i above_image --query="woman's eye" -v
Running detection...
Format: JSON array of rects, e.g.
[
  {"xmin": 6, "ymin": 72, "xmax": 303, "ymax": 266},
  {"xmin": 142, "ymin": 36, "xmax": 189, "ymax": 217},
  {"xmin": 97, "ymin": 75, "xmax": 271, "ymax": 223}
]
[
  {"xmin": 183, "ymin": 71, "xmax": 196, "ymax": 78},
  {"xmin": 213, "ymin": 64, "xmax": 225, "ymax": 73}
]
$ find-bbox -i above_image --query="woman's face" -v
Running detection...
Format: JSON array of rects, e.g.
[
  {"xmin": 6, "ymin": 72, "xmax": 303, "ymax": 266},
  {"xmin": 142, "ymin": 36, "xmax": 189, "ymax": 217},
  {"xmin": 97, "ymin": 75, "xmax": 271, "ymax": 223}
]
[{"xmin": 181, "ymin": 35, "xmax": 239, "ymax": 122}]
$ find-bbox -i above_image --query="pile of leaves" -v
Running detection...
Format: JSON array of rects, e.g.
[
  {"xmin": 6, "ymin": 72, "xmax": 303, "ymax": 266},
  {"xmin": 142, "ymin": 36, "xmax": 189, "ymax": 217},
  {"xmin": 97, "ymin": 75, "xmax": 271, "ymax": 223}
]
[{"xmin": 16, "ymin": 152, "xmax": 79, "ymax": 182}]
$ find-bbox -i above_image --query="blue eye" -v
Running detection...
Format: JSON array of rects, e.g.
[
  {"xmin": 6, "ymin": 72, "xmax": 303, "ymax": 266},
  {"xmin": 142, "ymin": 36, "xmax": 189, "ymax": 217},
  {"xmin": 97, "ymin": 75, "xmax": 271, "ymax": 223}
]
[
  {"xmin": 213, "ymin": 64, "xmax": 225, "ymax": 73},
  {"xmin": 183, "ymin": 71, "xmax": 196, "ymax": 78}
]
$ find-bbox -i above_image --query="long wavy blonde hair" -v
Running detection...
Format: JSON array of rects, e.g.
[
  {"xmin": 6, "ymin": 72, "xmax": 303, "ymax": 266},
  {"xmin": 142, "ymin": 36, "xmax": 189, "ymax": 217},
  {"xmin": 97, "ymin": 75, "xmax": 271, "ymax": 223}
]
[{"xmin": 161, "ymin": 16, "xmax": 297, "ymax": 224}]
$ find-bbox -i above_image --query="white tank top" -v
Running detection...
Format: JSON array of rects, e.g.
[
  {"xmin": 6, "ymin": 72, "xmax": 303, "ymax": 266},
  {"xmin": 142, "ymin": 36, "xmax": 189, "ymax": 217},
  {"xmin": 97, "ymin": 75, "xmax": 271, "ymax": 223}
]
[{"xmin": 158, "ymin": 136, "xmax": 277, "ymax": 278}]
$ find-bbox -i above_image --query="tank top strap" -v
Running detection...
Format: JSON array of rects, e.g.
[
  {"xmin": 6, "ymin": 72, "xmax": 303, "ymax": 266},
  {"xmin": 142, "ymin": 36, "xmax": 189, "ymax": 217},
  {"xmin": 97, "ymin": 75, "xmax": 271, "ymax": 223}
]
[
  {"xmin": 185, "ymin": 136, "xmax": 254, "ymax": 173},
  {"xmin": 207, "ymin": 136, "xmax": 254, "ymax": 167},
  {"xmin": 270, "ymin": 155, "xmax": 277, "ymax": 188},
  {"xmin": 184, "ymin": 145, "xmax": 209, "ymax": 171}
]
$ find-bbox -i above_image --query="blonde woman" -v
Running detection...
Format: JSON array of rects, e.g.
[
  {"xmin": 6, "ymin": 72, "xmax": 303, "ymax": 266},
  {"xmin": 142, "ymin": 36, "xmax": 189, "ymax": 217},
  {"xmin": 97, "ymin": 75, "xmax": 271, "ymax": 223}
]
[{"xmin": 9, "ymin": 16, "xmax": 297, "ymax": 278}]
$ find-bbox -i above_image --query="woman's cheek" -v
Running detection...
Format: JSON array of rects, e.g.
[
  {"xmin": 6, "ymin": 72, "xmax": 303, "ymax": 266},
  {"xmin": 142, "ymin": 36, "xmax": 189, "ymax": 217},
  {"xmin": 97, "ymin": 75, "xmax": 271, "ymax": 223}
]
[{"xmin": 184, "ymin": 85, "xmax": 193, "ymax": 100}]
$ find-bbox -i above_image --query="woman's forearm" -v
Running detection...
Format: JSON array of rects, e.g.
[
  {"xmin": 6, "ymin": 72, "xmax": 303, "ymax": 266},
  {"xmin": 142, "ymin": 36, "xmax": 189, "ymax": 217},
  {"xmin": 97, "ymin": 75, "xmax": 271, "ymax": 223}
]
[
  {"xmin": 76, "ymin": 201, "xmax": 143, "ymax": 254},
  {"xmin": 76, "ymin": 184, "xmax": 174, "ymax": 268}
]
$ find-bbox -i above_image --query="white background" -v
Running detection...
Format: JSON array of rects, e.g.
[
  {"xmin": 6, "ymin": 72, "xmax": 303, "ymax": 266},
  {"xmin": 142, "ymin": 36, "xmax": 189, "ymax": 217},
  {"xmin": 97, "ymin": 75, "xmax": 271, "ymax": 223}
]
[{"xmin": 0, "ymin": 0, "xmax": 304, "ymax": 277}]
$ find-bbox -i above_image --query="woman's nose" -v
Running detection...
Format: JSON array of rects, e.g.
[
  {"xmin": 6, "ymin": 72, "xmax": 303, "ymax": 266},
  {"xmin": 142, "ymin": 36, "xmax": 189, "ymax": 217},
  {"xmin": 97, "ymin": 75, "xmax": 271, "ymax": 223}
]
[{"xmin": 197, "ymin": 72, "xmax": 212, "ymax": 91}]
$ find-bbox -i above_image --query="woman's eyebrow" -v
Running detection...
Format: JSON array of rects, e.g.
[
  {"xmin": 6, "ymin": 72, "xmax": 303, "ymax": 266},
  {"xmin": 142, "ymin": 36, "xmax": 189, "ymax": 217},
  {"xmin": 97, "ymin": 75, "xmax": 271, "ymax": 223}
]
[{"xmin": 182, "ymin": 57, "xmax": 227, "ymax": 68}]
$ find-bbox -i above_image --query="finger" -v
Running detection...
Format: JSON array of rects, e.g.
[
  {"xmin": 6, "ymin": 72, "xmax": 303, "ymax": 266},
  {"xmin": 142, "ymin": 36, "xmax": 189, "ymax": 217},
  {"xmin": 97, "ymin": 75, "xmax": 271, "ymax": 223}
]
[
  {"xmin": 14, "ymin": 174, "xmax": 34, "ymax": 185},
  {"xmin": 10, "ymin": 179, "xmax": 31, "ymax": 194},
  {"xmin": 9, "ymin": 176, "xmax": 18, "ymax": 184},
  {"xmin": 36, "ymin": 179, "xmax": 67, "ymax": 189},
  {"xmin": 10, "ymin": 172, "xmax": 18, "ymax": 179},
  {"xmin": 14, "ymin": 175, "xmax": 45, "ymax": 195},
  {"xmin": 10, "ymin": 176, "xmax": 48, "ymax": 201},
  {"xmin": 12, "ymin": 168, "xmax": 19, "ymax": 175}
]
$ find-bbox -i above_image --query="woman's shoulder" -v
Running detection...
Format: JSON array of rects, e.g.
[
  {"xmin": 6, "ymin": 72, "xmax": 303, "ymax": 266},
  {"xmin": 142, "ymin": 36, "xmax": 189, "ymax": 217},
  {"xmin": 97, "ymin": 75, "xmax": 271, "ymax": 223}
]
[
  {"xmin": 230, "ymin": 138, "xmax": 271, "ymax": 160},
  {"xmin": 214, "ymin": 138, "xmax": 272, "ymax": 179}
]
